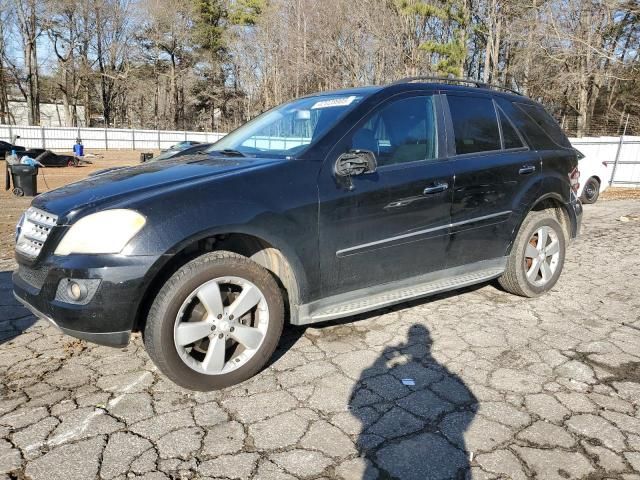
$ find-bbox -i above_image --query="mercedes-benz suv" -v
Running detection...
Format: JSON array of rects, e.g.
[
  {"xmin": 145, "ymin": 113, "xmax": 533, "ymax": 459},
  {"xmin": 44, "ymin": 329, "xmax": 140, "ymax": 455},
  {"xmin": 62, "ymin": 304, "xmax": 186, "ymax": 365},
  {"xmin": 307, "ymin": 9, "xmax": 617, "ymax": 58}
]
[{"xmin": 13, "ymin": 77, "xmax": 582, "ymax": 390}]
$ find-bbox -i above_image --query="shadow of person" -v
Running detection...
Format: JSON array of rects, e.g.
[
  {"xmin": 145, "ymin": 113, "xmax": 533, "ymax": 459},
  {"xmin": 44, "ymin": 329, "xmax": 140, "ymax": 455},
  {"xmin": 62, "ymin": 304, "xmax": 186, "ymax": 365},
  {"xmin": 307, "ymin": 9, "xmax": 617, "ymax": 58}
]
[{"xmin": 348, "ymin": 324, "xmax": 477, "ymax": 480}]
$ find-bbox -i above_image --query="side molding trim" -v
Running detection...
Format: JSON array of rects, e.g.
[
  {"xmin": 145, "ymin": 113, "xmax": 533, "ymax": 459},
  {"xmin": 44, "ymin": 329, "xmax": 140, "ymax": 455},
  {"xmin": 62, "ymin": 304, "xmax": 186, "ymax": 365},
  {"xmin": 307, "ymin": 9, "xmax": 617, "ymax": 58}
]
[{"xmin": 336, "ymin": 211, "xmax": 511, "ymax": 257}]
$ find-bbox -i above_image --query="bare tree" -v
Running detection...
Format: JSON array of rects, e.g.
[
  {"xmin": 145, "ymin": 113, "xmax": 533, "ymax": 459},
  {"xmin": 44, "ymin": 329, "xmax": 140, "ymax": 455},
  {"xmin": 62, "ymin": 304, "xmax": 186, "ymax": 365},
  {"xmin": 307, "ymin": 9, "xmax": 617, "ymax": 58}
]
[
  {"xmin": 0, "ymin": 0, "xmax": 636, "ymax": 134},
  {"xmin": 10, "ymin": 0, "xmax": 43, "ymax": 125}
]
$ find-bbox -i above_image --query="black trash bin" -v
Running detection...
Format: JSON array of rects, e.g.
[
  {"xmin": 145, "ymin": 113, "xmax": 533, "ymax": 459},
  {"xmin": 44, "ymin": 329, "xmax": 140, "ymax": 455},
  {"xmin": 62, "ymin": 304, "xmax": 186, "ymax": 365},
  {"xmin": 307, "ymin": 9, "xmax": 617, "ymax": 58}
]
[
  {"xmin": 140, "ymin": 152, "xmax": 153, "ymax": 163},
  {"xmin": 8, "ymin": 164, "xmax": 38, "ymax": 197}
]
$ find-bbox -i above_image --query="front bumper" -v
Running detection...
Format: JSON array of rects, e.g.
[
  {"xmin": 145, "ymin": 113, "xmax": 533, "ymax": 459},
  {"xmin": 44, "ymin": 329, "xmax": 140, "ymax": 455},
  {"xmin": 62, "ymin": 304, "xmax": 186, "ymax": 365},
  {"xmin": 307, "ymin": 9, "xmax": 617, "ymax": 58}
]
[{"xmin": 12, "ymin": 253, "xmax": 161, "ymax": 347}]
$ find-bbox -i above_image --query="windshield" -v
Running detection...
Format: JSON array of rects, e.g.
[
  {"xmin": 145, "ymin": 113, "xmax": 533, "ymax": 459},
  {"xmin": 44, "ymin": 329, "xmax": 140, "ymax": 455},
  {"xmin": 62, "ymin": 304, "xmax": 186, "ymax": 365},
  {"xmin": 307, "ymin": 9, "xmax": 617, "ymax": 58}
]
[{"xmin": 207, "ymin": 93, "xmax": 364, "ymax": 158}]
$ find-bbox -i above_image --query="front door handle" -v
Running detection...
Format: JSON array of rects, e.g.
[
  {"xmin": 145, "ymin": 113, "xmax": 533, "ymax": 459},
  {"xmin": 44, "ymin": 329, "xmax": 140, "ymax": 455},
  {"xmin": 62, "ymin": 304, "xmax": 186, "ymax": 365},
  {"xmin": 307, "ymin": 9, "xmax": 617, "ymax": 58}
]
[
  {"xmin": 519, "ymin": 165, "xmax": 536, "ymax": 175},
  {"xmin": 423, "ymin": 182, "xmax": 449, "ymax": 195}
]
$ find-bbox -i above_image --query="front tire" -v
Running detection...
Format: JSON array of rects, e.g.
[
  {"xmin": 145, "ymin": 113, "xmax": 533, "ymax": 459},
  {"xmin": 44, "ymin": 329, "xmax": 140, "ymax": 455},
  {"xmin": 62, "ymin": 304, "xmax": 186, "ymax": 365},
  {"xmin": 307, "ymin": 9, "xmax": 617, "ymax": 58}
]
[
  {"xmin": 144, "ymin": 251, "xmax": 284, "ymax": 390},
  {"xmin": 580, "ymin": 177, "xmax": 600, "ymax": 204},
  {"xmin": 499, "ymin": 212, "xmax": 566, "ymax": 297}
]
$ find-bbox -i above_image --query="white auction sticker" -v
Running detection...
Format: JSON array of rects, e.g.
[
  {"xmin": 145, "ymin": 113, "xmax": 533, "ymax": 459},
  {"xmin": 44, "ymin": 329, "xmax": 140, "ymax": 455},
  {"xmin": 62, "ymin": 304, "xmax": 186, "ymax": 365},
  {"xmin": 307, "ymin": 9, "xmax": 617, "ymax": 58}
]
[{"xmin": 311, "ymin": 95, "xmax": 357, "ymax": 109}]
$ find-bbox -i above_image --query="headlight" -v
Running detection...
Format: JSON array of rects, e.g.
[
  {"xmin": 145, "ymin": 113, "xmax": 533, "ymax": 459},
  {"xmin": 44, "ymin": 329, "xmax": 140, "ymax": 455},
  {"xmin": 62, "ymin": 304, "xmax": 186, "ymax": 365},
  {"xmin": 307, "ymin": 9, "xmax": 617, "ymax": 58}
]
[{"xmin": 55, "ymin": 209, "xmax": 146, "ymax": 255}]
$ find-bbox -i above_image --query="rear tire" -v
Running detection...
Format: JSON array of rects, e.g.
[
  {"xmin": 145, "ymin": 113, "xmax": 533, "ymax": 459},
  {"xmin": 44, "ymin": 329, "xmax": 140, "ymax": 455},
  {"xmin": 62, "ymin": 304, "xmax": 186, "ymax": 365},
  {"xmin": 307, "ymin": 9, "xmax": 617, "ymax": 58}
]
[
  {"xmin": 580, "ymin": 177, "xmax": 600, "ymax": 204},
  {"xmin": 144, "ymin": 251, "xmax": 284, "ymax": 391},
  {"xmin": 499, "ymin": 212, "xmax": 566, "ymax": 297}
]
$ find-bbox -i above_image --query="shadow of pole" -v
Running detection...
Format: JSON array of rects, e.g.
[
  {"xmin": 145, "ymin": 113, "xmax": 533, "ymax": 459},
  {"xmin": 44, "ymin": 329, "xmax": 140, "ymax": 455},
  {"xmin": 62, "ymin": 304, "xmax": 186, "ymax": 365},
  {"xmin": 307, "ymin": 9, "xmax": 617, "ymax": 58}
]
[{"xmin": 349, "ymin": 324, "xmax": 477, "ymax": 480}]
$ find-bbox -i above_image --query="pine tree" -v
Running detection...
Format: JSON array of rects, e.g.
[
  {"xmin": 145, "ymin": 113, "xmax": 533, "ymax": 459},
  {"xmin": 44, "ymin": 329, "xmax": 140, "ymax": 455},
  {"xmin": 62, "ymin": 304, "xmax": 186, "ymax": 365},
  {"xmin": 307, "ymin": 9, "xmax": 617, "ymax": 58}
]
[{"xmin": 396, "ymin": 0, "xmax": 469, "ymax": 77}]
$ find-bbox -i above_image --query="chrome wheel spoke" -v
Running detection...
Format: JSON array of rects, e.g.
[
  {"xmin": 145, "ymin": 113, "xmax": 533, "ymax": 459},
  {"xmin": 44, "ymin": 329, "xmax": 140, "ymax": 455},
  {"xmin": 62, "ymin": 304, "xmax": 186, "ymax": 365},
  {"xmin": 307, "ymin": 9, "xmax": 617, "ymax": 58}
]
[
  {"xmin": 540, "ymin": 260, "xmax": 553, "ymax": 282},
  {"xmin": 175, "ymin": 321, "xmax": 212, "ymax": 346},
  {"xmin": 546, "ymin": 240, "xmax": 559, "ymax": 256},
  {"xmin": 230, "ymin": 324, "xmax": 264, "ymax": 350},
  {"xmin": 536, "ymin": 228, "xmax": 548, "ymax": 250},
  {"xmin": 525, "ymin": 243, "xmax": 538, "ymax": 258},
  {"xmin": 227, "ymin": 284, "xmax": 261, "ymax": 320},
  {"xmin": 201, "ymin": 335, "xmax": 226, "ymax": 373},
  {"xmin": 527, "ymin": 257, "xmax": 541, "ymax": 282},
  {"xmin": 197, "ymin": 281, "xmax": 225, "ymax": 317}
]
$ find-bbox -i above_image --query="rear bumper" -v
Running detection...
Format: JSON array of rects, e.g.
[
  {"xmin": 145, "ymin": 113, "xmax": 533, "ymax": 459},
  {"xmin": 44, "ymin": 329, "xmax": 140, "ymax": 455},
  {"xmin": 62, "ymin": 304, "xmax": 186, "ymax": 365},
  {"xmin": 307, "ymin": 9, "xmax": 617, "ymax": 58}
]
[
  {"xmin": 568, "ymin": 192, "xmax": 583, "ymax": 238},
  {"xmin": 12, "ymin": 254, "xmax": 161, "ymax": 347}
]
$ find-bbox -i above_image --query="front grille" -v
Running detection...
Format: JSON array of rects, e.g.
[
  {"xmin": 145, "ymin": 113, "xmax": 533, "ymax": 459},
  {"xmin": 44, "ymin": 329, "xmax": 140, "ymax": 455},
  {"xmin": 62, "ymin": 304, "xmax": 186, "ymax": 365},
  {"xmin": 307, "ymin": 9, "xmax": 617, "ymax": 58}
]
[
  {"xmin": 15, "ymin": 207, "xmax": 58, "ymax": 259},
  {"xmin": 17, "ymin": 264, "xmax": 50, "ymax": 290}
]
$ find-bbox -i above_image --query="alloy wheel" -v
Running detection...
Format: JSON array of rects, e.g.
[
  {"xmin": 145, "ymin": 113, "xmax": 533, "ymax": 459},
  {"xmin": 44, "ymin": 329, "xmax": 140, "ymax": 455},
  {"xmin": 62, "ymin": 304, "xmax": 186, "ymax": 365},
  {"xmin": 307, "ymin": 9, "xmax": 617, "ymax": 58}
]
[
  {"xmin": 523, "ymin": 225, "xmax": 560, "ymax": 287},
  {"xmin": 174, "ymin": 276, "xmax": 269, "ymax": 375}
]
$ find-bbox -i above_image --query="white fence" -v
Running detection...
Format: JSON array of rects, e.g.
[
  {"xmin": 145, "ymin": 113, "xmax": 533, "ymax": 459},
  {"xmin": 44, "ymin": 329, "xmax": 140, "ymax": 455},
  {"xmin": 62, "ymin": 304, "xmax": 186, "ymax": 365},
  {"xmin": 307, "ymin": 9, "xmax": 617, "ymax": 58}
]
[
  {"xmin": 0, "ymin": 125, "xmax": 226, "ymax": 151},
  {"xmin": 1, "ymin": 124, "xmax": 639, "ymax": 186},
  {"xmin": 570, "ymin": 136, "xmax": 640, "ymax": 187}
]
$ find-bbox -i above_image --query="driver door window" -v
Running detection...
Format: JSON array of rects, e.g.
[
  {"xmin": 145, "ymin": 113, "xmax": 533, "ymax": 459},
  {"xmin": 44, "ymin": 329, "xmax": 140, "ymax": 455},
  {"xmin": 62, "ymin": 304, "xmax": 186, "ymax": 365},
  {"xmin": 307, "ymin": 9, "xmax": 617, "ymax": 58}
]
[{"xmin": 351, "ymin": 96, "xmax": 437, "ymax": 167}]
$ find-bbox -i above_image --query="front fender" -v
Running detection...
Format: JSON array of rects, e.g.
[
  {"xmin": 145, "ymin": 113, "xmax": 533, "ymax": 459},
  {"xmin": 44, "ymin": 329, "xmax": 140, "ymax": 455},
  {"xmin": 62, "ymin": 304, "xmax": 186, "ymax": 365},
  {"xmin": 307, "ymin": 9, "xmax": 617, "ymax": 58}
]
[{"xmin": 127, "ymin": 190, "xmax": 317, "ymax": 305}]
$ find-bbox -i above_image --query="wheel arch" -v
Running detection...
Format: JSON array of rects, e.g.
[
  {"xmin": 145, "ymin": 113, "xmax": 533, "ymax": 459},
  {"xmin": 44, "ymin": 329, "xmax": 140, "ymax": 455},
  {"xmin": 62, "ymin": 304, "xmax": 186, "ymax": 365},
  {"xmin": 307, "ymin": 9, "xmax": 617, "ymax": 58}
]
[
  {"xmin": 506, "ymin": 191, "xmax": 573, "ymax": 255},
  {"xmin": 133, "ymin": 230, "xmax": 305, "ymax": 332}
]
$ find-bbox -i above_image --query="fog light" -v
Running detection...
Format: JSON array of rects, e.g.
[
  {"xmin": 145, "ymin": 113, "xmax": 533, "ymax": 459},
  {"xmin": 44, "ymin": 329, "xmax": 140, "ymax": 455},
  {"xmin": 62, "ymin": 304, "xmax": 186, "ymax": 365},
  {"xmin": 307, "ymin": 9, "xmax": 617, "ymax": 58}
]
[
  {"xmin": 67, "ymin": 281, "xmax": 87, "ymax": 301},
  {"xmin": 56, "ymin": 278, "xmax": 101, "ymax": 305}
]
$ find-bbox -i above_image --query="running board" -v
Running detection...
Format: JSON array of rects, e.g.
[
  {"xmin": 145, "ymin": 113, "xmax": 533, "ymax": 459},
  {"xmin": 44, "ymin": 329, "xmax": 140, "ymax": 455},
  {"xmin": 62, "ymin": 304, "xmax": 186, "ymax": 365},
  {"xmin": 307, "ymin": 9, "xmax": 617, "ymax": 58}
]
[{"xmin": 294, "ymin": 258, "xmax": 506, "ymax": 325}]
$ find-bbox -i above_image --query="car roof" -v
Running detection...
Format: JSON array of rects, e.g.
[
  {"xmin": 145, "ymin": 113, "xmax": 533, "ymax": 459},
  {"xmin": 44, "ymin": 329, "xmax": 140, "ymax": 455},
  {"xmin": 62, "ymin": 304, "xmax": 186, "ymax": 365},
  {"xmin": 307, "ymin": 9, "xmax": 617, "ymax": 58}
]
[
  {"xmin": 305, "ymin": 81, "xmax": 531, "ymax": 103},
  {"xmin": 302, "ymin": 86, "xmax": 383, "ymax": 98}
]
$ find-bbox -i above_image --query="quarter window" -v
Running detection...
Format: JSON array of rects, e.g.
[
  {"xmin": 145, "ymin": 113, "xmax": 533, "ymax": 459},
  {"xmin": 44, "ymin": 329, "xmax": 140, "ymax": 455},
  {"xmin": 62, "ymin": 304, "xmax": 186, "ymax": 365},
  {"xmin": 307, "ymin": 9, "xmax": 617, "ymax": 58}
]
[
  {"xmin": 498, "ymin": 108, "xmax": 524, "ymax": 149},
  {"xmin": 448, "ymin": 96, "xmax": 500, "ymax": 155},
  {"xmin": 516, "ymin": 103, "xmax": 572, "ymax": 148},
  {"xmin": 350, "ymin": 96, "xmax": 437, "ymax": 166}
]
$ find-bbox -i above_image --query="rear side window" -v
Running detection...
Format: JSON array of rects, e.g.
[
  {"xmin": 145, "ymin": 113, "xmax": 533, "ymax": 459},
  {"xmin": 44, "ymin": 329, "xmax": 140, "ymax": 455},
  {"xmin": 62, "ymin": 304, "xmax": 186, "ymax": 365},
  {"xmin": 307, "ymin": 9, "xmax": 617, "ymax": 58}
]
[
  {"xmin": 498, "ymin": 108, "xmax": 524, "ymax": 149},
  {"xmin": 515, "ymin": 103, "xmax": 572, "ymax": 148},
  {"xmin": 448, "ymin": 96, "xmax": 500, "ymax": 155}
]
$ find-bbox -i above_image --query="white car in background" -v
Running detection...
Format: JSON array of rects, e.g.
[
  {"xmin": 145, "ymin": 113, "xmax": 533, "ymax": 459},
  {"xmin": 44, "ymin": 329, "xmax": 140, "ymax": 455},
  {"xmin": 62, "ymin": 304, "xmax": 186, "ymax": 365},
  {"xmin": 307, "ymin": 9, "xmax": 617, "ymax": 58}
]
[{"xmin": 575, "ymin": 149, "xmax": 610, "ymax": 204}]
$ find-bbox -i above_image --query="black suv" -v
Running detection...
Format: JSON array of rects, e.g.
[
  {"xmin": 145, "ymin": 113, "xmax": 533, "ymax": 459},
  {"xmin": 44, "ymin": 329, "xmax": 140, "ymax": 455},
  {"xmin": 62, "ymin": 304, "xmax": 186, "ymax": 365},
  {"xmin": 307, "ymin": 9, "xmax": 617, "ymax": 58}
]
[{"xmin": 13, "ymin": 78, "xmax": 582, "ymax": 390}]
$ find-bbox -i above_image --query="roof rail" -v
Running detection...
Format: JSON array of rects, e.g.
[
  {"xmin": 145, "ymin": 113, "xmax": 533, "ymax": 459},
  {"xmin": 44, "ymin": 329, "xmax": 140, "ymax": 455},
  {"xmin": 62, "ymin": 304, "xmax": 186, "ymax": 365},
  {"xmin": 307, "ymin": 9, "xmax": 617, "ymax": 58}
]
[{"xmin": 390, "ymin": 76, "xmax": 523, "ymax": 96}]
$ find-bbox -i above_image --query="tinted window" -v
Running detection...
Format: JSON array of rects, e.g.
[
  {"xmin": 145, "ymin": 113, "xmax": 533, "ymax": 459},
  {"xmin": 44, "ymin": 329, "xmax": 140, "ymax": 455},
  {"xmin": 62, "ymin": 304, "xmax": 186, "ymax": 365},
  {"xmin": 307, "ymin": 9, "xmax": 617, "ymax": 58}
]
[
  {"xmin": 498, "ymin": 108, "xmax": 524, "ymax": 149},
  {"xmin": 448, "ymin": 96, "xmax": 500, "ymax": 154},
  {"xmin": 516, "ymin": 103, "xmax": 571, "ymax": 148},
  {"xmin": 351, "ymin": 96, "xmax": 437, "ymax": 166},
  {"xmin": 495, "ymin": 98, "xmax": 553, "ymax": 149}
]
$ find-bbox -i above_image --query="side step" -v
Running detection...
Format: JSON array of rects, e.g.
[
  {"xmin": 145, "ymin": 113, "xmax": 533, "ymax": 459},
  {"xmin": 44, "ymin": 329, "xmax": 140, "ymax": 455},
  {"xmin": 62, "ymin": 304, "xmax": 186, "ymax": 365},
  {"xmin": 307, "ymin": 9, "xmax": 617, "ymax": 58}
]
[{"xmin": 295, "ymin": 259, "xmax": 506, "ymax": 325}]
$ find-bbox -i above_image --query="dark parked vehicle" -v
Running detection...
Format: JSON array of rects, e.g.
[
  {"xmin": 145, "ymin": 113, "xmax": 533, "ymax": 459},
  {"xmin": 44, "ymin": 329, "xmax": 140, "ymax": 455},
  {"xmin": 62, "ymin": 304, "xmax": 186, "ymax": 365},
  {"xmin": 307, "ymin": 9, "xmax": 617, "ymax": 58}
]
[
  {"xmin": 0, "ymin": 141, "xmax": 25, "ymax": 158},
  {"xmin": 163, "ymin": 140, "xmax": 202, "ymax": 152},
  {"xmin": 13, "ymin": 77, "xmax": 582, "ymax": 390},
  {"xmin": 169, "ymin": 142, "xmax": 212, "ymax": 157},
  {"xmin": 18, "ymin": 149, "xmax": 81, "ymax": 167},
  {"xmin": 154, "ymin": 141, "xmax": 205, "ymax": 161},
  {"xmin": 89, "ymin": 143, "xmax": 214, "ymax": 177}
]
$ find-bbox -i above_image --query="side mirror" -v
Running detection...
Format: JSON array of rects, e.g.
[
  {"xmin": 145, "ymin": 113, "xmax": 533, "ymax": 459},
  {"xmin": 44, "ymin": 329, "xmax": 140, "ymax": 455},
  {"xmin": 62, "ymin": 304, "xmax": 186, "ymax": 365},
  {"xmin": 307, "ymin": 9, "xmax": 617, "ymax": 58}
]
[{"xmin": 335, "ymin": 150, "xmax": 377, "ymax": 177}]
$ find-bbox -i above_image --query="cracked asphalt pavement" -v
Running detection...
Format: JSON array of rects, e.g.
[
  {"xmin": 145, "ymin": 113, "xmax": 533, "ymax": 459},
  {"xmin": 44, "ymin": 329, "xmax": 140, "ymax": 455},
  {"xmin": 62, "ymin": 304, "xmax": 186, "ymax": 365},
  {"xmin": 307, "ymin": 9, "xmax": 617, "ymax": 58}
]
[{"xmin": 1, "ymin": 199, "xmax": 640, "ymax": 480}]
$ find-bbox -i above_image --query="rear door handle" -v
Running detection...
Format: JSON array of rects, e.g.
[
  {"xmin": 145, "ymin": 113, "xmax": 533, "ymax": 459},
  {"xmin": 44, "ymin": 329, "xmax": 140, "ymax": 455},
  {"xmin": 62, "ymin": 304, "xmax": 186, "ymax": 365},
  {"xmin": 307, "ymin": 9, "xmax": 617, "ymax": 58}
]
[
  {"xmin": 423, "ymin": 182, "xmax": 449, "ymax": 195},
  {"xmin": 519, "ymin": 165, "xmax": 536, "ymax": 175}
]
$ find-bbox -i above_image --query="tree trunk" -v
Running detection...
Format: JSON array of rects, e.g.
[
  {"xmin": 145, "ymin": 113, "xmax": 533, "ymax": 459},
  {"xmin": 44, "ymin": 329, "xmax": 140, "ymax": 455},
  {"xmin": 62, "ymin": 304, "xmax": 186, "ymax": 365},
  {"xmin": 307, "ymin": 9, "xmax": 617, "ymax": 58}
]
[{"xmin": 522, "ymin": 0, "xmax": 537, "ymax": 95}]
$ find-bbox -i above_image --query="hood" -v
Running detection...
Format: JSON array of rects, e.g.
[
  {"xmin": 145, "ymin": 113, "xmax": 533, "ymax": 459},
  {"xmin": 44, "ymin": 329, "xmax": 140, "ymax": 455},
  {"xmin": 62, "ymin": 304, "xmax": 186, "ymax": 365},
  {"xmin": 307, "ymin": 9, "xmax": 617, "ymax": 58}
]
[{"xmin": 32, "ymin": 155, "xmax": 283, "ymax": 222}]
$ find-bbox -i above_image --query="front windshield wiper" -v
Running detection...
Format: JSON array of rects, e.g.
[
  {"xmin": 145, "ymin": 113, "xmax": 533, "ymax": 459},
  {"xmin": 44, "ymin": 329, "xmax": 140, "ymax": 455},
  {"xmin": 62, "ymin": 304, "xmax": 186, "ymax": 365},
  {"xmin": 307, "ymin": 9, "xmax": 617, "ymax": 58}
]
[{"xmin": 215, "ymin": 149, "xmax": 246, "ymax": 157}]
